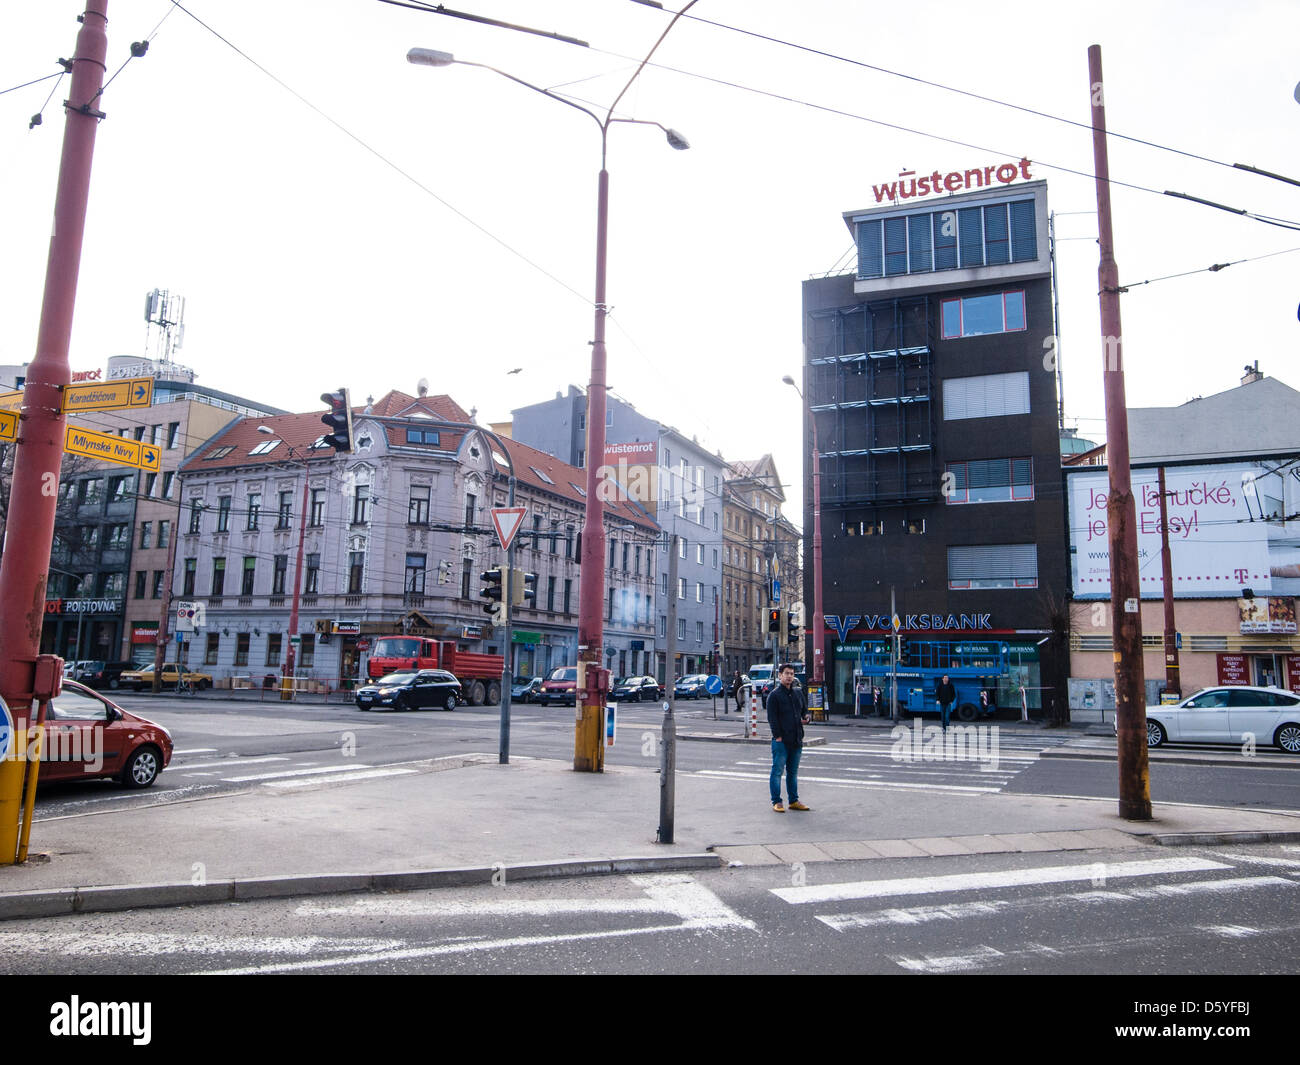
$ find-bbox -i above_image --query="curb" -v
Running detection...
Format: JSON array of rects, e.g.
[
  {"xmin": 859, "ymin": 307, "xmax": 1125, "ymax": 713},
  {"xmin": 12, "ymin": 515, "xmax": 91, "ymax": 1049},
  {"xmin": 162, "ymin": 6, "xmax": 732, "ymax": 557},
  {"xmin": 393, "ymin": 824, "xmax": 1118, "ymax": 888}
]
[
  {"xmin": 0, "ymin": 853, "xmax": 724, "ymax": 923},
  {"xmin": 1041, "ymin": 747, "xmax": 1299, "ymax": 769},
  {"xmin": 1139, "ymin": 829, "xmax": 1300, "ymax": 847}
]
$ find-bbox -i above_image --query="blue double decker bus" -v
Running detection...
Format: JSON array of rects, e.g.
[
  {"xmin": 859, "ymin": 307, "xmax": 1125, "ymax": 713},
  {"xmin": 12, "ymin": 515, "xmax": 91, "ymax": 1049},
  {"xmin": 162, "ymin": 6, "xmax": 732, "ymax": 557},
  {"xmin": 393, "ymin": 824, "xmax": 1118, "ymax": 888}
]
[{"xmin": 853, "ymin": 639, "xmax": 1007, "ymax": 721}]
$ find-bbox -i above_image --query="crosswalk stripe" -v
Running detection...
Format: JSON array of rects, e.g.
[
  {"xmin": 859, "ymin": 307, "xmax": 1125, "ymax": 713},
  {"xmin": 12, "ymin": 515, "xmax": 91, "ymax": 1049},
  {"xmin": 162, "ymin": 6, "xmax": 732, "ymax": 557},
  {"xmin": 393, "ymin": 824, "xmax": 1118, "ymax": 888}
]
[
  {"xmin": 771, "ymin": 856, "xmax": 1230, "ymax": 905},
  {"xmin": 263, "ymin": 767, "xmax": 419, "ymax": 789},
  {"xmin": 815, "ymin": 875, "xmax": 1294, "ymax": 931},
  {"xmin": 696, "ymin": 768, "xmax": 1001, "ymax": 794},
  {"xmin": 222, "ymin": 764, "xmax": 373, "ymax": 782}
]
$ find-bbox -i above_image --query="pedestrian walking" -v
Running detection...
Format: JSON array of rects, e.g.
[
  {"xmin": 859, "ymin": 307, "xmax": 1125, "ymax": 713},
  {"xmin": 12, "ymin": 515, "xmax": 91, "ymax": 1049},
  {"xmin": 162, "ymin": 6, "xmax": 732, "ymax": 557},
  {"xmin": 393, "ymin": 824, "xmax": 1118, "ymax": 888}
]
[
  {"xmin": 768, "ymin": 663, "xmax": 811, "ymax": 812},
  {"xmin": 936, "ymin": 674, "xmax": 957, "ymax": 731}
]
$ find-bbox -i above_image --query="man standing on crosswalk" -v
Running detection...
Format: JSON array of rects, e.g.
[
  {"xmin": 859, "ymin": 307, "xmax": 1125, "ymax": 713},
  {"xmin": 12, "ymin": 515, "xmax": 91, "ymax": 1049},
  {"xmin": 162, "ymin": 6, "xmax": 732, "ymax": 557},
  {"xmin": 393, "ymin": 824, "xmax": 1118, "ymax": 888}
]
[{"xmin": 768, "ymin": 663, "xmax": 812, "ymax": 813}]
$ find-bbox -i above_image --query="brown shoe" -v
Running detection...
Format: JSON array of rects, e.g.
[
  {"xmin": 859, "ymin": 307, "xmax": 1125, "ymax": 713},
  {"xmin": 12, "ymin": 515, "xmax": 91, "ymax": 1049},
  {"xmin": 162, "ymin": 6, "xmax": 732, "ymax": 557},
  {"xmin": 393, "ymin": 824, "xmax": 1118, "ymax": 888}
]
[
  {"xmin": 788, "ymin": 801, "xmax": 812, "ymax": 811},
  {"xmin": 772, "ymin": 802, "xmax": 785, "ymax": 813}
]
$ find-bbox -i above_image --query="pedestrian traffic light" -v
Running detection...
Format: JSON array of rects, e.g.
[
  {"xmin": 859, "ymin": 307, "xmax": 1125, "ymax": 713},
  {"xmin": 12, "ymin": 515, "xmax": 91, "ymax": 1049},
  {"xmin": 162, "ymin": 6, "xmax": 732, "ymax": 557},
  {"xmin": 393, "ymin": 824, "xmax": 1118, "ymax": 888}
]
[
  {"xmin": 787, "ymin": 609, "xmax": 800, "ymax": 642},
  {"xmin": 767, "ymin": 608, "xmax": 781, "ymax": 633},
  {"xmin": 510, "ymin": 570, "xmax": 537, "ymax": 608},
  {"xmin": 320, "ymin": 388, "xmax": 354, "ymax": 453},
  {"xmin": 480, "ymin": 567, "xmax": 504, "ymax": 620}
]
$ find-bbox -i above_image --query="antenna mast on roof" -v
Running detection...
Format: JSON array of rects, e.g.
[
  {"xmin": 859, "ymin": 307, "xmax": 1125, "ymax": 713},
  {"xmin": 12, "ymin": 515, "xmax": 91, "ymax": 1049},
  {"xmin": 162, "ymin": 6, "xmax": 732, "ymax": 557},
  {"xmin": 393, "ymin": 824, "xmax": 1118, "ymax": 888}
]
[{"xmin": 143, "ymin": 288, "xmax": 185, "ymax": 363}]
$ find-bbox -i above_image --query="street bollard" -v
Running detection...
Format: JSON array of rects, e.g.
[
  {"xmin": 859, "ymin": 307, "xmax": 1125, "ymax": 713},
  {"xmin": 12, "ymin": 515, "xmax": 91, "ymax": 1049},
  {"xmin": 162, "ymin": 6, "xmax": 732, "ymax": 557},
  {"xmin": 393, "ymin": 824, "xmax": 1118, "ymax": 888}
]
[{"xmin": 748, "ymin": 690, "xmax": 760, "ymax": 739}]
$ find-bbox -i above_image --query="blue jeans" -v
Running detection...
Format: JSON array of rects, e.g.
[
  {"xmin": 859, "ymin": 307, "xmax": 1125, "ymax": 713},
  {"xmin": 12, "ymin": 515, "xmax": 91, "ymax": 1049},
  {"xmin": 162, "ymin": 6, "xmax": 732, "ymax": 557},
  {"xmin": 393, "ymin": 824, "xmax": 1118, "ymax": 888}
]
[
  {"xmin": 770, "ymin": 739, "xmax": 803, "ymax": 804},
  {"xmin": 940, "ymin": 701, "xmax": 953, "ymax": 729}
]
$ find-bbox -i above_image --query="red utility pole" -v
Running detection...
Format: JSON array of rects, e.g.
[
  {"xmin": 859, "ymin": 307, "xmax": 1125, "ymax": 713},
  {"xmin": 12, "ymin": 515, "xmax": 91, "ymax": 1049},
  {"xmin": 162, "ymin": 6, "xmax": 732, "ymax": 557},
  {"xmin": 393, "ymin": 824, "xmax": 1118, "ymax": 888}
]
[
  {"xmin": 282, "ymin": 474, "xmax": 311, "ymax": 699},
  {"xmin": 0, "ymin": 1, "xmax": 110, "ymax": 864},
  {"xmin": 1088, "ymin": 44, "xmax": 1151, "ymax": 820}
]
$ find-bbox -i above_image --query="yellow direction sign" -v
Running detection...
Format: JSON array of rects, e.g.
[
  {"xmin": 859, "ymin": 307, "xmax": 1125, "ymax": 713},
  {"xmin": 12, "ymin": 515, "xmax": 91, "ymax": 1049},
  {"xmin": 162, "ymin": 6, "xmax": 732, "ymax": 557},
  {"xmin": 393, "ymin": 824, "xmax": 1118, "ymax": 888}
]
[
  {"xmin": 64, "ymin": 425, "xmax": 161, "ymax": 472},
  {"xmin": 60, "ymin": 376, "xmax": 153, "ymax": 413},
  {"xmin": 0, "ymin": 390, "xmax": 23, "ymax": 413},
  {"xmin": 0, "ymin": 409, "xmax": 16, "ymax": 442}
]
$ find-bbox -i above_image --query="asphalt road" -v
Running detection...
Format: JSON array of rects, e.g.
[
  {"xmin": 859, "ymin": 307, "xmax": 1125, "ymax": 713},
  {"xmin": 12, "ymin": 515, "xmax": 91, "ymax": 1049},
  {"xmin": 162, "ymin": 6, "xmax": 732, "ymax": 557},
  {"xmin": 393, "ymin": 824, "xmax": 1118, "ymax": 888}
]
[
  {"xmin": 5, "ymin": 841, "xmax": 1298, "ymax": 977},
  {"xmin": 31, "ymin": 694, "xmax": 1300, "ymax": 817}
]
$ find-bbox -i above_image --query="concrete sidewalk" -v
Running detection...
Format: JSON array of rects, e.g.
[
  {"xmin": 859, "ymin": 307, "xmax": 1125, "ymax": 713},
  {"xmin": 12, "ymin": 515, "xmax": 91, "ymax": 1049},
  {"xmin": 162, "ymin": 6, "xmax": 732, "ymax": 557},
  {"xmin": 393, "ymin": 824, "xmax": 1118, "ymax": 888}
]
[{"xmin": 3, "ymin": 736, "xmax": 1299, "ymax": 920}]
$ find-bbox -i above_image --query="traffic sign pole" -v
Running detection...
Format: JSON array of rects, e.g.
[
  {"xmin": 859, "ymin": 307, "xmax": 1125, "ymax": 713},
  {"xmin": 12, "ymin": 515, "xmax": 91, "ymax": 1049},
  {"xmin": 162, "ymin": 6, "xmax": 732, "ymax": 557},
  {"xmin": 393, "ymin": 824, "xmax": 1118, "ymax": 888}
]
[{"xmin": 0, "ymin": 0, "xmax": 109, "ymax": 866}]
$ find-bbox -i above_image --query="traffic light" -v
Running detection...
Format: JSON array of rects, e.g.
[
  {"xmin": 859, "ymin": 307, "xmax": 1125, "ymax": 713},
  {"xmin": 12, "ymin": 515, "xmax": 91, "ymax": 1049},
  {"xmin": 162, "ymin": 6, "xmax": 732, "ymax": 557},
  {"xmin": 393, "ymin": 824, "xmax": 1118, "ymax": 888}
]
[
  {"xmin": 437, "ymin": 559, "xmax": 451, "ymax": 584},
  {"xmin": 767, "ymin": 608, "xmax": 781, "ymax": 633},
  {"xmin": 320, "ymin": 388, "xmax": 354, "ymax": 453},
  {"xmin": 787, "ymin": 609, "xmax": 800, "ymax": 643},
  {"xmin": 480, "ymin": 567, "xmax": 504, "ymax": 624},
  {"xmin": 898, "ymin": 636, "xmax": 912, "ymax": 666},
  {"xmin": 511, "ymin": 570, "xmax": 537, "ymax": 608}
]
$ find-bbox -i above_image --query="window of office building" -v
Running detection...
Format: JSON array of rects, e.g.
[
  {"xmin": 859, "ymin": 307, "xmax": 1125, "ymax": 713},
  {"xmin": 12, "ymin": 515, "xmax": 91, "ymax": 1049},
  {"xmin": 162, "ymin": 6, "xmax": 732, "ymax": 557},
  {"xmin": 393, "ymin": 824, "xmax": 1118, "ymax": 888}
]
[
  {"xmin": 310, "ymin": 488, "xmax": 325, "ymax": 527},
  {"xmin": 943, "ymin": 371, "xmax": 1030, "ymax": 421},
  {"xmin": 352, "ymin": 484, "xmax": 370, "ymax": 525},
  {"xmin": 216, "ymin": 496, "xmax": 232, "ymax": 532},
  {"xmin": 857, "ymin": 197, "xmax": 1036, "ymax": 279},
  {"xmin": 247, "ymin": 493, "xmax": 261, "ymax": 530},
  {"xmin": 347, "ymin": 552, "xmax": 364, "ymax": 594},
  {"xmin": 945, "ymin": 458, "xmax": 1034, "ymax": 504},
  {"xmin": 211, "ymin": 557, "xmax": 226, "ymax": 596},
  {"xmin": 235, "ymin": 633, "xmax": 250, "ymax": 667},
  {"xmin": 277, "ymin": 492, "xmax": 292, "ymax": 529},
  {"xmin": 305, "ymin": 553, "xmax": 320, "ymax": 594},
  {"xmin": 242, "ymin": 557, "xmax": 256, "ymax": 595},
  {"xmin": 205, "ymin": 632, "xmax": 220, "ymax": 665},
  {"xmin": 405, "ymin": 553, "xmax": 426, "ymax": 594},
  {"xmin": 941, "ymin": 290, "xmax": 1026, "ymax": 339},
  {"xmin": 273, "ymin": 555, "xmax": 288, "ymax": 596},
  {"xmin": 947, "ymin": 544, "xmax": 1038, "ymax": 589},
  {"xmin": 266, "ymin": 633, "xmax": 282, "ymax": 666}
]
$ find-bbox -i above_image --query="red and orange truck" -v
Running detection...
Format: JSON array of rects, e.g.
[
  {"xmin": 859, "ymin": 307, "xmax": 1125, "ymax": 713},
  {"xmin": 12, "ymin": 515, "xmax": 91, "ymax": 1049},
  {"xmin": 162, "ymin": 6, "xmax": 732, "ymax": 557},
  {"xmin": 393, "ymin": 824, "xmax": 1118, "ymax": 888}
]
[{"xmin": 366, "ymin": 636, "xmax": 505, "ymax": 705}]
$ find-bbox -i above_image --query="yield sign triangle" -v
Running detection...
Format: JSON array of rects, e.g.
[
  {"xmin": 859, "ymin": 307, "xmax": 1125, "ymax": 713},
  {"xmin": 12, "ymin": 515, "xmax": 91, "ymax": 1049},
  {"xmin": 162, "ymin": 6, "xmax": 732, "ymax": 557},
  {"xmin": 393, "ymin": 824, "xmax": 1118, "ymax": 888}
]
[{"xmin": 491, "ymin": 506, "xmax": 527, "ymax": 551}]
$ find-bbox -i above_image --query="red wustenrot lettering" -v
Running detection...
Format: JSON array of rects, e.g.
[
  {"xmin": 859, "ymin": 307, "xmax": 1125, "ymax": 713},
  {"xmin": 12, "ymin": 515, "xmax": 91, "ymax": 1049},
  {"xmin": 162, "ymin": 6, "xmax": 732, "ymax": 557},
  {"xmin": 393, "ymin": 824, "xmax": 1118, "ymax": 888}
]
[{"xmin": 873, "ymin": 158, "xmax": 1033, "ymax": 203}]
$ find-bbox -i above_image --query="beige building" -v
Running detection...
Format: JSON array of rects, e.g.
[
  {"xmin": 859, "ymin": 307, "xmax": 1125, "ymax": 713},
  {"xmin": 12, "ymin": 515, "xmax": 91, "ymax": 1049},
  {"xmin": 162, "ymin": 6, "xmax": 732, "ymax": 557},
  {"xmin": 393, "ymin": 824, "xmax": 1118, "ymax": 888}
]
[{"xmin": 722, "ymin": 456, "xmax": 802, "ymax": 675}]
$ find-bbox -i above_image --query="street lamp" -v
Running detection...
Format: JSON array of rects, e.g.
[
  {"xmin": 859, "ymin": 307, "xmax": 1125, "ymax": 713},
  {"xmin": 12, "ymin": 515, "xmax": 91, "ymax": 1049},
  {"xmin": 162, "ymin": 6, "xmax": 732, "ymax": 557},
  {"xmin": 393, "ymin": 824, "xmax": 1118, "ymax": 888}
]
[
  {"xmin": 257, "ymin": 426, "xmax": 312, "ymax": 700},
  {"xmin": 409, "ymin": 7, "xmax": 695, "ymax": 773},
  {"xmin": 783, "ymin": 374, "xmax": 825, "ymax": 688}
]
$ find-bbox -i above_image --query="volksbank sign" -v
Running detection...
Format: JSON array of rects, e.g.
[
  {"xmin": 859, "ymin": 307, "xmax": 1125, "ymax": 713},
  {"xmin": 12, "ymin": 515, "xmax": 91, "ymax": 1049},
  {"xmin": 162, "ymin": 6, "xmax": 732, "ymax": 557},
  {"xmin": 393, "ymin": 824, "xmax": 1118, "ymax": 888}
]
[{"xmin": 825, "ymin": 614, "xmax": 993, "ymax": 640}]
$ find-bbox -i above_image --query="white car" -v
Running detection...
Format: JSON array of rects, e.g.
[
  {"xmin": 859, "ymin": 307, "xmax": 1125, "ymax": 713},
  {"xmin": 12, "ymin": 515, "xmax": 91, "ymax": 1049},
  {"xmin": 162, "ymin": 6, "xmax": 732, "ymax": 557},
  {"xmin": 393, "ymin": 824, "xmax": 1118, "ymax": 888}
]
[{"xmin": 1141, "ymin": 686, "xmax": 1300, "ymax": 752}]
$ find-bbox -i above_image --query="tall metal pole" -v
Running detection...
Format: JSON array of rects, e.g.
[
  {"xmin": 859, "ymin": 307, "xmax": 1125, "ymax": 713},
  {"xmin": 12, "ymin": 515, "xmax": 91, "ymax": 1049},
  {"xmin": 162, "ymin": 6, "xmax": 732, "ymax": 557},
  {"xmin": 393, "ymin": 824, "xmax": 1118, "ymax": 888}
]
[
  {"xmin": 0, "ymin": 1, "xmax": 110, "ymax": 864},
  {"xmin": 1157, "ymin": 466, "xmax": 1181, "ymax": 697},
  {"xmin": 659, "ymin": 534, "xmax": 678, "ymax": 843},
  {"xmin": 889, "ymin": 584, "xmax": 898, "ymax": 722},
  {"xmin": 152, "ymin": 493, "xmax": 182, "ymax": 693},
  {"xmin": 574, "ymin": 164, "xmax": 610, "ymax": 773},
  {"xmin": 281, "ymin": 469, "xmax": 311, "ymax": 700},
  {"xmin": 1088, "ymin": 44, "xmax": 1151, "ymax": 820}
]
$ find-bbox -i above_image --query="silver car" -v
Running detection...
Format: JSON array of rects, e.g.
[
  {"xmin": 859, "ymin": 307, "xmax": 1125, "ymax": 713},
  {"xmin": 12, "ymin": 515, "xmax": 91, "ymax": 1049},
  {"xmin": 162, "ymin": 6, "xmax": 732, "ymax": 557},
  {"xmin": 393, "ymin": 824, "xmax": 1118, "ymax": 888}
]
[{"xmin": 1141, "ymin": 686, "xmax": 1300, "ymax": 752}]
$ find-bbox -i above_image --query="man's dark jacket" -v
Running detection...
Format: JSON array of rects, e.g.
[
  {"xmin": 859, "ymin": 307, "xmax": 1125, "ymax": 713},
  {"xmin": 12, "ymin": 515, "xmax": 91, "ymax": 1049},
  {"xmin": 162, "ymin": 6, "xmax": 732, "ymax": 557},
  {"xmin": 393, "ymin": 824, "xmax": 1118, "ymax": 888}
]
[
  {"xmin": 936, "ymin": 680, "xmax": 957, "ymax": 706},
  {"xmin": 767, "ymin": 683, "xmax": 807, "ymax": 751}
]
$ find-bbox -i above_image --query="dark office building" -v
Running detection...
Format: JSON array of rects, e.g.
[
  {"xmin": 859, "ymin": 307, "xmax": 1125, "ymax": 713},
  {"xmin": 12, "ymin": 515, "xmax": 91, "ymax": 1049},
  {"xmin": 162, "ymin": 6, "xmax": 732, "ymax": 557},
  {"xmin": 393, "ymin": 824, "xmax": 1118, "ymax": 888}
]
[{"xmin": 801, "ymin": 177, "xmax": 1069, "ymax": 716}]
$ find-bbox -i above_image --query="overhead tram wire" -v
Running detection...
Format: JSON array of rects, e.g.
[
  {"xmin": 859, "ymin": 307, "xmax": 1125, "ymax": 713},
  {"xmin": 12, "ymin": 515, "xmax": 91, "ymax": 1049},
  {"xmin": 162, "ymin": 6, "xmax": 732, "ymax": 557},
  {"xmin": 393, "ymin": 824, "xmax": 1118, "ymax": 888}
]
[
  {"xmin": 575, "ymin": 41, "xmax": 1300, "ymax": 235},
  {"xmin": 165, "ymin": 1, "xmax": 591, "ymax": 308},
  {"xmin": 630, "ymin": 0, "xmax": 1300, "ymax": 192}
]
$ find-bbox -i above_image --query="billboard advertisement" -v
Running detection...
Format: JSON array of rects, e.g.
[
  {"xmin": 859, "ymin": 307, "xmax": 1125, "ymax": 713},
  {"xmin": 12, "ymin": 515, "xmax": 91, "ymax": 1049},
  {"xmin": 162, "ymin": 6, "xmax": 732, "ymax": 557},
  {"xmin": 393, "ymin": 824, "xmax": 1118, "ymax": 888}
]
[
  {"xmin": 600, "ymin": 441, "xmax": 659, "ymax": 508},
  {"xmin": 1239, "ymin": 596, "xmax": 1297, "ymax": 634},
  {"xmin": 1068, "ymin": 462, "xmax": 1300, "ymax": 599}
]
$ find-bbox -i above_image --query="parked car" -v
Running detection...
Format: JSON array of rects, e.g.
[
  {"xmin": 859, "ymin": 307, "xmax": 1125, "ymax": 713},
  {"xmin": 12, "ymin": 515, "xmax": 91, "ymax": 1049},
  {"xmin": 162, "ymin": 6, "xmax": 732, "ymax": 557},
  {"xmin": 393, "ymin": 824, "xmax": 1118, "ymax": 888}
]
[
  {"xmin": 511, "ymin": 676, "xmax": 543, "ymax": 703},
  {"xmin": 71, "ymin": 660, "xmax": 139, "ymax": 691},
  {"xmin": 539, "ymin": 666, "xmax": 578, "ymax": 707},
  {"xmin": 120, "ymin": 664, "xmax": 213, "ymax": 691},
  {"xmin": 674, "ymin": 674, "xmax": 710, "ymax": 700},
  {"xmin": 39, "ymin": 680, "xmax": 173, "ymax": 788},
  {"xmin": 62, "ymin": 659, "xmax": 97, "ymax": 679},
  {"xmin": 355, "ymin": 669, "xmax": 462, "ymax": 711},
  {"xmin": 1134, "ymin": 686, "xmax": 1300, "ymax": 752},
  {"xmin": 612, "ymin": 676, "xmax": 663, "ymax": 703}
]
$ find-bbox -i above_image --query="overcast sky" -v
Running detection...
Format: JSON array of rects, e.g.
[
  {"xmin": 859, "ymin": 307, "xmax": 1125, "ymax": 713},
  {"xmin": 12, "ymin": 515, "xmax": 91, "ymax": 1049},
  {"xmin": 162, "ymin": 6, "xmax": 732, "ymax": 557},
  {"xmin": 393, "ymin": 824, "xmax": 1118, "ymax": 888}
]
[{"xmin": 3, "ymin": 0, "xmax": 1298, "ymax": 518}]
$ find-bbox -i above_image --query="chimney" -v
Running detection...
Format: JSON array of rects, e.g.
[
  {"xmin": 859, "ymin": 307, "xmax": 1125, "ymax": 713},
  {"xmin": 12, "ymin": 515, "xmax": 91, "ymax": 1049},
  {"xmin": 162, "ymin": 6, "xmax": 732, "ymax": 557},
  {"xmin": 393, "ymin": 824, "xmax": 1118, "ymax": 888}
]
[{"xmin": 1241, "ymin": 361, "xmax": 1263, "ymax": 386}]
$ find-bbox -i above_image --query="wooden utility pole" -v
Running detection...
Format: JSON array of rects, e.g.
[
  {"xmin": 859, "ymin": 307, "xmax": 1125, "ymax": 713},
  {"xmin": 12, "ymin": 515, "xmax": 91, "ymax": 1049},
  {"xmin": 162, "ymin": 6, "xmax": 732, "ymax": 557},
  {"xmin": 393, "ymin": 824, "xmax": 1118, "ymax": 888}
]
[{"xmin": 1088, "ymin": 44, "xmax": 1151, "ymax": 820}]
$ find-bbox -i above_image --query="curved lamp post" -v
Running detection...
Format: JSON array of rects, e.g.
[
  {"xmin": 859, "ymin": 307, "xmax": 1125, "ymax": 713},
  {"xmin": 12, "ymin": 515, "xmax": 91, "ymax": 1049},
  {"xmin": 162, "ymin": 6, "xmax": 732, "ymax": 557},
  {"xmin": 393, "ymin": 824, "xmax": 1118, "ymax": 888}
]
[{"xmin": 408, "ymin": 8, "xmax": 694, "ymax": 772}]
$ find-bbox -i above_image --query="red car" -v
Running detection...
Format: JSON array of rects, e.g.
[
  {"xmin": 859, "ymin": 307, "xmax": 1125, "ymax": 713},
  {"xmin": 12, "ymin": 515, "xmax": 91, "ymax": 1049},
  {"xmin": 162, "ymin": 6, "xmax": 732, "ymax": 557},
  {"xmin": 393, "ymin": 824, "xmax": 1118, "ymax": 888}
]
[{"xmin": 36, "ymin": 680, "xmax": 173, "ymax": 788}]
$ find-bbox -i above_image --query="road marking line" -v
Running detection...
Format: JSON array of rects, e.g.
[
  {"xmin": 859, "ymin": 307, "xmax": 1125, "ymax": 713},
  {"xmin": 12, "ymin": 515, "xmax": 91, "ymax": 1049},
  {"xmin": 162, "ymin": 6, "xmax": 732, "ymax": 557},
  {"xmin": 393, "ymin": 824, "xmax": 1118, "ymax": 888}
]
[
  {"xmin": 815, "ymin": 876, "xmax": 1293, "ymax": 931},
  {"xmin": 264, "ymin": 767, "xmax": 419, "ymax": 789},
  {"xmin": 173, "ymin": 748, "xmax": 218, "ymax": 755},
  {"xmin": 772, "ymin": 856, "xmax": 1231, "ymax": 905},
  {"xmin": 199, "ymin": 875, "xmax": 753, "ymax": 974},
  {"xmin": 168, "ymin": 756, "xmax": 290, "ymax": 771},
  {"xmin": 696, "ymin": 768, "xmax": 1001, "ymax": 794},
  {"xmin": 222, "ymin": 764, "xmax": 372, "ymax": 782}
]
